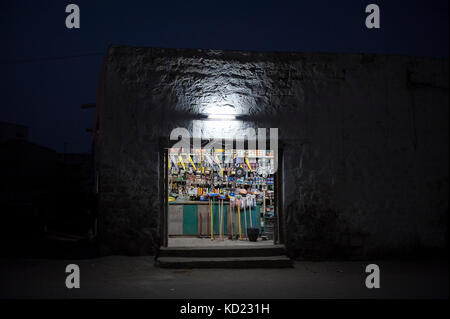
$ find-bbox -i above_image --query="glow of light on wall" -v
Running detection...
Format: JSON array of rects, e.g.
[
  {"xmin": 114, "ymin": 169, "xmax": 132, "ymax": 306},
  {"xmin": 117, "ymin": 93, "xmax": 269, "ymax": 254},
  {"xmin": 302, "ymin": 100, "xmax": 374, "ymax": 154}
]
[
  {"xmin": 192, "ymin": 120, "xmax": 243, "ymax": 139},
  {"xmin": 207, "ymin": 114, "xmax": 236, "ymax": 120},
  {"xmin": 202, "ymin": 102, "xmax": 236, "ymax": 115}
]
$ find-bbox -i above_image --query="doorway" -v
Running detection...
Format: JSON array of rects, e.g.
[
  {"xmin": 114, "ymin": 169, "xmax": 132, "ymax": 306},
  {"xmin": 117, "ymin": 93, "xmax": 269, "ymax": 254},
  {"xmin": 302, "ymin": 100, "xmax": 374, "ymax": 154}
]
[{"xmin": 160, "ymin": 140, "xmax": 283, "ymax": 248}]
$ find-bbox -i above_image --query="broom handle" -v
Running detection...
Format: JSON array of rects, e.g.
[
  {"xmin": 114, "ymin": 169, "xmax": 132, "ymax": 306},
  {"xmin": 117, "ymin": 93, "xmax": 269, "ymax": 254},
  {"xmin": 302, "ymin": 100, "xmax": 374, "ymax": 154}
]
[
  {"xmin": 221, "ymin": 200, "xmax": 224, "ymax": 239},
  {"xmin": 238, "ymin": 205, "xmax": 242, "ymax": 240},
  {"xmin": 231, "ymin": 203, "xmax": 234, "ymax": 239},
  {"xmin": 263, "ymin": 192, "xmax": 266, "ymax": 235},
  {"xmin": 208, "ymin": 198, "xmax": 211, "ymax": 237},
  {"xmin": 253, "ymin": 198, "xmax": 256, "ymax": 230},
  {"xmin": 219, "ymin": 199, "xmax": 222, "ymax": 239},
  {"xmin": 250, "ymin": 198, "xmax": 253, "ymax": 227},
  {"xmin": 244, "ymin": 203, "xmax": 247, "ymax": 238},
  {"xmin": 211, "ymin": 197, "xmax": 214, "ymax": 240}
]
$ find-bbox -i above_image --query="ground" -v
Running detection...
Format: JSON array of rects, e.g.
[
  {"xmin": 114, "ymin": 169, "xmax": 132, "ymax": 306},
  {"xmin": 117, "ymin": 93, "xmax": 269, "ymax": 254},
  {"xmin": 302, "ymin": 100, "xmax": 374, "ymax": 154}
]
[{"xmin": 0, "ymin": 257, "xmax": 447, "ymax": 299}]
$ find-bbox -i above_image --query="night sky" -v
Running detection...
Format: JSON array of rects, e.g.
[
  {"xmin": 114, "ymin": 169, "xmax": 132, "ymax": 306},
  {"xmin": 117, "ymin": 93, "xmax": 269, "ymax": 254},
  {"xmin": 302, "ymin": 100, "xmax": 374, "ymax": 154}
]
[{"xmin": 0, "ymin": 0, "xmax": 448, "ymax": 153}]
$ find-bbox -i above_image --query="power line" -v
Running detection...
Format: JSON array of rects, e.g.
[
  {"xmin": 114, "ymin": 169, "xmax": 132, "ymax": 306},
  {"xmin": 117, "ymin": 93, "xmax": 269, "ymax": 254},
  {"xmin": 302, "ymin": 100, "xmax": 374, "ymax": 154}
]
[{"xmin": 0, "ymin": 52, "xmax": 105, "ymax": 64}]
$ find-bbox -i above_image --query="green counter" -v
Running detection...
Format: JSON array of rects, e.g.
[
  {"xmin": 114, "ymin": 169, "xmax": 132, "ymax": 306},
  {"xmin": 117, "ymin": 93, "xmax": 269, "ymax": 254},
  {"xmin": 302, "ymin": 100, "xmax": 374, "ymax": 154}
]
[{"xmin": 169, "ymin": 202, "xmax": 260, "ymax": 236}]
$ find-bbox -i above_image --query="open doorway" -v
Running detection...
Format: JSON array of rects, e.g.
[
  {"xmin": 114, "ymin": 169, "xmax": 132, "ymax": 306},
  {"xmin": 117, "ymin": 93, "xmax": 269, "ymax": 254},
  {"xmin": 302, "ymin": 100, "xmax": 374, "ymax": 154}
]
[{"xmin": 163, "ymin": 142, "xmax": 281, "ymax": 248}]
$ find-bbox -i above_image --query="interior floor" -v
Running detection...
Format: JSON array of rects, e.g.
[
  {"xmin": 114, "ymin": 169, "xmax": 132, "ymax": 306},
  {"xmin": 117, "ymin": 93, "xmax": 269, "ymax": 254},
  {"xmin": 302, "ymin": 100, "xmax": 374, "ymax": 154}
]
[{"xmin": 168, "ymin": 236, "xmax": 275, "ymax": 247}]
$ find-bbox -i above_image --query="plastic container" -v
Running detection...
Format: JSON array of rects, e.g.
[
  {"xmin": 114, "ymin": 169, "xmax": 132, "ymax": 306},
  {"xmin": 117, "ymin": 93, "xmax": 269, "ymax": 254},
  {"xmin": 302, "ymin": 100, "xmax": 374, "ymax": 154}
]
[{"xmin": 246, "ymin": 228, "xmax": 259, "ymax": 242}]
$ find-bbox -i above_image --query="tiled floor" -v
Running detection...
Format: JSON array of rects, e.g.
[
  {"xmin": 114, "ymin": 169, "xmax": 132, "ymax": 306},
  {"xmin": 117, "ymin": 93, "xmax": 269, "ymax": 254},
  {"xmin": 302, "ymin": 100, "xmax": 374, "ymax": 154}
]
[{"xmin": 168, "ymin": 236, "xmax": 275, "ymax": 247}]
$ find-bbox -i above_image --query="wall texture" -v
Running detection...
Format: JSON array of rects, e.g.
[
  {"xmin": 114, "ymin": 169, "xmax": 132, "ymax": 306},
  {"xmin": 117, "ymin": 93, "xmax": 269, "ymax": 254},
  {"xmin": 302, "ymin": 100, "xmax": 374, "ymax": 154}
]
[{"xmin": 95, "ymin": 45, "xmax": 448, "ymax": 258}]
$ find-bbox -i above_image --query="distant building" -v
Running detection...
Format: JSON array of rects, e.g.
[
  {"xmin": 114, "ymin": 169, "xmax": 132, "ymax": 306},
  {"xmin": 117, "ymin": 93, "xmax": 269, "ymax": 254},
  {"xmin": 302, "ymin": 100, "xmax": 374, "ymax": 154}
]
[
  {"xmin": 0, "ymin": 138, "xmax": 57, "ymax": 240},
  {"xmin": 0, "ymin": 121, "xmax": 28, "ymax": 143},
  {"xmin": 0, "ymin": 121, "xmax": 94, "ymax": 244}
]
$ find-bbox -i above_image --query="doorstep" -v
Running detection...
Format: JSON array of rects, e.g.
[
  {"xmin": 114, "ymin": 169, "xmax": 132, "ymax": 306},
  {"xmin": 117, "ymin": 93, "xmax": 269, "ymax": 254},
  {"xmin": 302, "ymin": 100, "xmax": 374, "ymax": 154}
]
[
  {"xmin": 156, "ymin": 244, "xmax": 293, "ymax": 268},
  {"xmin": 157, "ymin": 255, "xmax": 292, "ymax": 269}
]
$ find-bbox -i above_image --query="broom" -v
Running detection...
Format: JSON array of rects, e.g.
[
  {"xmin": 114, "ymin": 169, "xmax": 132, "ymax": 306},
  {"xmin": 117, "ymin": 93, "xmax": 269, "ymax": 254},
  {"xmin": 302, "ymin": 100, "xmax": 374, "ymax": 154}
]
[
  {"xmin": 243, "ymin": 199, "xmax": 247, "ymax": 239},
  {"xmin": 237, "ymin": 199, "xmax": 242, "ymax": 240},
  {"xmin": 219, "ymin": 195, "xmax": 224, "ymax": 241},
  {"xmin": 231, "ymin": 197, "xmax": 236, "ymax": 240},
  {"xmin": 211, "ymin": 194, "xmax": 214, "ymax": 240}
]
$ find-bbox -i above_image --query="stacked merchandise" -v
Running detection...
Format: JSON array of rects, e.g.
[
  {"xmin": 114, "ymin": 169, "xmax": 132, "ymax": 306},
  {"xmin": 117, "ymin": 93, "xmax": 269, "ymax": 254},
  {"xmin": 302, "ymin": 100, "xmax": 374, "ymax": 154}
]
[
  {"xmin": 262, "ymin": 190, "xmax": 275, "ymax": 240},
  {"xmin": 168, "ymin": 148, "xmax": 275, "ymax": 203}
]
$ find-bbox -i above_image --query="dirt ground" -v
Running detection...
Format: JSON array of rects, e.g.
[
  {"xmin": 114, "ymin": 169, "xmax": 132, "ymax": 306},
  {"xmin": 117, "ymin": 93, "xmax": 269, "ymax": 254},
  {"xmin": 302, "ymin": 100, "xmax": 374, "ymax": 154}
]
[{"xmin": 0, "ymin": 257, "xmax": 447, "ymax": 299}]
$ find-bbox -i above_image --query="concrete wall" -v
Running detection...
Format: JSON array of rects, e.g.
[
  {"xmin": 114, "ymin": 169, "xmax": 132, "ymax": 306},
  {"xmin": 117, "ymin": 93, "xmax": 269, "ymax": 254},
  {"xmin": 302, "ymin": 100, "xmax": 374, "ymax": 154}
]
[{"xmin": 95, "ymin": 46, "xmax": 448, "ymax": 258}]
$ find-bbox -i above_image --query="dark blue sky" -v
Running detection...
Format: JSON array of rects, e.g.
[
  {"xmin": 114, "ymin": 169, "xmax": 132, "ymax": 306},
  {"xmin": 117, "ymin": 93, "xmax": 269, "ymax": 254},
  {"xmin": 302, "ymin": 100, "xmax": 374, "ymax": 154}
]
[{"xmin": 0, "ymin": 0, "xmax": 448, "ymax": 153}]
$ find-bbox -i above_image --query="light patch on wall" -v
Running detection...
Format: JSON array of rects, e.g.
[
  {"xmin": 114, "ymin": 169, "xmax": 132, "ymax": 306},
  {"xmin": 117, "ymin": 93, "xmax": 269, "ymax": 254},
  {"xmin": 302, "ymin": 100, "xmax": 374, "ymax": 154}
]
[
  {"xmin": 192, "ymin": 119, "xmax": 243, "ymax": 139},
  {"xmin": 197, "ymin": 92, "xmax": 250, "ymax": 115},
  {"xmin": 207, "ymin": 114, "xmax": 236, "ymax": 120},
  {"xmin": 202, "ymin": 103, "xmax": 236, "ymax": 115}
]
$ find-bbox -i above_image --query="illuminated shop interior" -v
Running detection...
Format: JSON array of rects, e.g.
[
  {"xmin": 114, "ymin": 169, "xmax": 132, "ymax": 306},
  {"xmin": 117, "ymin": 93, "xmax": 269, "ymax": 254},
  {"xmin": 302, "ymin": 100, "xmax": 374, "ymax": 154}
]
[{"xmin": 167, "ymin": 145, "xmax": 278, "ymax": 247}]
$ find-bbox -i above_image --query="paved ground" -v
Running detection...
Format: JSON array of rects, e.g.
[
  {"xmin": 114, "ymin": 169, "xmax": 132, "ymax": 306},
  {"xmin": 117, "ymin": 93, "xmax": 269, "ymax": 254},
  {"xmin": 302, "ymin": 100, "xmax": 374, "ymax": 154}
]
[
  {"xmin": 169, "ymin": 237, "xmax": 274, "ymax": 247},
  {"xmin": 0, "ymin": 257, "xmax": 447, "ymax": 299}
]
